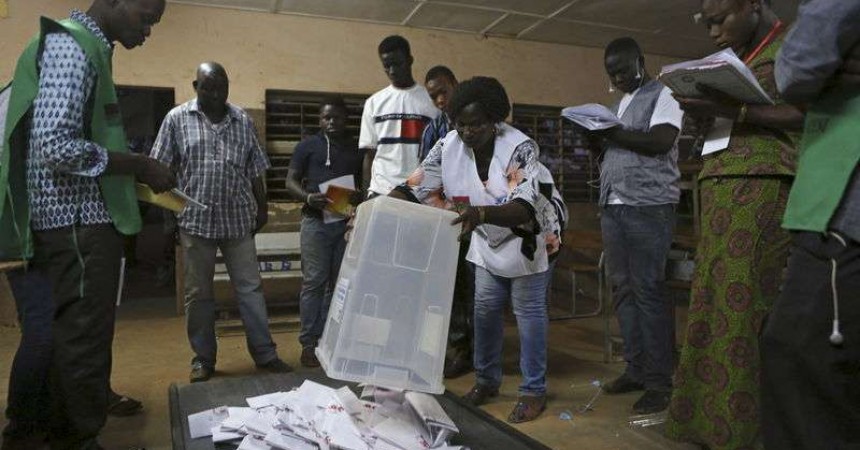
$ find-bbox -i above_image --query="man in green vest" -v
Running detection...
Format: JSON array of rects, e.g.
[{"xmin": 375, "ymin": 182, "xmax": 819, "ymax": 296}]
[
  {"xmin": 0, "ymin": 1, "xmax": 174, "ymax": 449},
  {"xmin": 760, "ymin": 1, "xmax": 860, "ymax": 449}
]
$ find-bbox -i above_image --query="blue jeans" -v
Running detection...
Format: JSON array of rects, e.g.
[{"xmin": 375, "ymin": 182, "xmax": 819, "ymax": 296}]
[
  {"xmin": 180, "ymin": 231, "xmax": 279, "ymax": 368},
  {"xmin": 601, "ymin": 204, "xmax": 675, "ymax": 391},
  {"xmin": 298, "ymin": 216, "xmax": 347, "ymax": 348},
  {"xmin": 3, "ymin": 269, "xmax": 53, "ymax": 439},
  {"xmin": 473, "ymin": 265, "xmax": 549, "ymax": 396}
]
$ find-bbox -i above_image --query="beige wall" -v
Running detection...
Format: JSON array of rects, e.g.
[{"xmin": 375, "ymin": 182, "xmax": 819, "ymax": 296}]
[{"xmin": 1, "ymin": 0, "xmax": 679, "ymax": 110}]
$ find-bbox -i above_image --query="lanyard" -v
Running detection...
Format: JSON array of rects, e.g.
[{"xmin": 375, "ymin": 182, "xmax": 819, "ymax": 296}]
[{"xmin": 743, "ymin": 20, "xmax": 784, "ymax": 64}]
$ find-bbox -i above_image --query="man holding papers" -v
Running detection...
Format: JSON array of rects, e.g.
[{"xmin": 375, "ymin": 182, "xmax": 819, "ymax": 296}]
[
  {"xmin": 591, "ymin": 37, "xmax": 682, "ymax": 415},
  {"xmin": 285, "ymin": 96, "xmax": 363, "ymax": 367},
  {"xmin": 151, "ymin": 62, "xmax": 290, "ymax": 382},
  {"xmin": 666, "ymin": 1, "xmax": 805, "ymax": 449},
  {"xmin": 1, "ymin": 2, "xmax": 176, "ymax": 448}
]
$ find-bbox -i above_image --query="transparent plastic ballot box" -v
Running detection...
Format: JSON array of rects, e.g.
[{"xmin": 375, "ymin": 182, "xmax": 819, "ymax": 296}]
[{"xmin": 316, "ymin": 196, "xmax": 460, "ymax": 394}]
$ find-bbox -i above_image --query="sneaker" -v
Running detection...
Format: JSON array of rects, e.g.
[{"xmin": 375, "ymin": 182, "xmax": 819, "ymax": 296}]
[
  {"xmin": 462, "ymin": 384, "xmax": 499, "ymax": 406},
  {"xmin": 300, "ymin": 347, "xmax": 320, "ymax": 368},
  {"xmin": 602, "ymin": 373, "xmax": 645, "ymax": 395},
  {"xmin": 633, "ymin": 390, "xmax": 671, "ymax": 414},
  {"xmin": 257, "ymin": 358, "xmax": 294, "ymax": 374},
  {"xmin": 507, "ymin": 395, "xmax": 547, "ymax": 423},
  {"xmin": 189, "ymin": 362, "xmax": 213, "ymax": 383}
]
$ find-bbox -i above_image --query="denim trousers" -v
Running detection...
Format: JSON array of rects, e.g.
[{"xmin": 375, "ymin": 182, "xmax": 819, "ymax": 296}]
[
  {"xmin": 761, "ymin": 232, "xmax": 860, "ymax": 450},
  {"xmin": 601, "ymin": 204, "xmax": 675, "ymax": 391},
  {"xmin": 180, "ymin": 231, "xmax": 278, "ymax": 368},
  {"xmin": 473, "ymin": 265, "xmax": 549, "ymax": 396},
  {"xmin": 298, "ymin": 216, "xmax": 347, "ymax": 348},
  {"xmin": 3, "ymin": 268, "xmax": 53, "ymax": 440}
]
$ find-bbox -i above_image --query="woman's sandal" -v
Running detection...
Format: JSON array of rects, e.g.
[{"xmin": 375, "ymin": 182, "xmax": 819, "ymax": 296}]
[{"xmin": 507, "ymin": 395, "xmax": 546, "ymax": 423}]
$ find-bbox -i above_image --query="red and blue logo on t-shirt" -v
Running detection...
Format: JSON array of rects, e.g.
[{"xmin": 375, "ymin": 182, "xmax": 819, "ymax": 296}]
[{"xmin": 375, "ymin": 114, "xmax": 431, "ymax": 145}]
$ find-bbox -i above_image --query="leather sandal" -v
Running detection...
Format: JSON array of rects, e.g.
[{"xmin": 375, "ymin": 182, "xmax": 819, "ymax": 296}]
[{"xmin": 507, "ymin": 395, "xmax": 546, "ymax": 423}]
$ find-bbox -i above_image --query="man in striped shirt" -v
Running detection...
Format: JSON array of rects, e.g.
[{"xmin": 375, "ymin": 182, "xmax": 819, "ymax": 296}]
[{"xmin": 151, "ymin": 62, "xmax": 290, "ymax": 383}]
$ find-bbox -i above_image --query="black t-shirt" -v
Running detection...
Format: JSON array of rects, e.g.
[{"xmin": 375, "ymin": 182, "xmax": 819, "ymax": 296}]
[{"xmin": 289, "ymin": 133, "xmax": 364, "ymax": 217}]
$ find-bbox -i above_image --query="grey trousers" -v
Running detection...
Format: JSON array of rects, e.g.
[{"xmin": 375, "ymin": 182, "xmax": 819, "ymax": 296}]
[{"xmin": 180, "ymin": 231, "xmax": 278, "ymax": 368}]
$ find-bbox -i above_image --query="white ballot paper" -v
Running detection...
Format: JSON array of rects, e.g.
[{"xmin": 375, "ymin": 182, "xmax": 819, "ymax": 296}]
[
  {"xmin": 561, "ymin": 104, "xmax": 623, "ymax": 130},
  {"xmin": 702, "ymin": 117, "xmax": 734, "ymax": 155},
  {"xmin": 188, "ymin": 380, "xmax": 464, "ymax": 449},
  {"xmin": 659, "ymin": 48, "xmax": 774, "ymax": 105},
  {"xmin": 264, "ymin": 430, "xmax": 318, "ymax": 450},
  {"xmin": 238, "ymin": 435, "xmax": 271, "ymax": 450},
  {"xmin": 187, "ymin": 406, "xmax": 229, "ymax": 439},
  {"xmin": 405, "ymin": 391, "xmax": 459, "ymax": 448},
  {"xmin": 211, "ymin": 426, "xmax": 244, "ymax": 443}
]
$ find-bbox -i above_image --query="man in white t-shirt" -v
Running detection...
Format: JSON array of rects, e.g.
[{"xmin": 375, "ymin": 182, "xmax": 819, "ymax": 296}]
[
  {"xmin": 360, "ymin": 35, "xmax": 439, "ymax": 196},
  {"xmin": 588, "ymin": 37, "xmax": 683, "ymax": 415}
]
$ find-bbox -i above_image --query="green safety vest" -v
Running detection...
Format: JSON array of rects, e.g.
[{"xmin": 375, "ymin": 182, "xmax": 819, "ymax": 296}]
[
  {"xmin": 0, "ymin": 17, "xmax": 141, "ymax": 260},
  {"xmin": 783, "ymin": 85, "xmax": 860, "ymax": 232}
]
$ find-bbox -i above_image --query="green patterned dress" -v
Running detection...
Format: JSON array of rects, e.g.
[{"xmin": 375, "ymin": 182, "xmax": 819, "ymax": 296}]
[{"xmin": 665, "ymin": 32, "xmax": 799, "ymax": 450}]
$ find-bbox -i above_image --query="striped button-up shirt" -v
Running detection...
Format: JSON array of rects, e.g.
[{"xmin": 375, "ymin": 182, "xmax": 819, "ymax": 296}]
[
  {"xmin": 150, "ymin": 100, "xmax": 270, "ymax": 239},
  {"xmin": 27, "ymin": 9, "xmax": 113, "ymax": 231}
]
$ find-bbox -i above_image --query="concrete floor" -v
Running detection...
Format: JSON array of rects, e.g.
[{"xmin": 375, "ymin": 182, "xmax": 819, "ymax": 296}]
[{"xmin": 0, "ymin": 282, "xmax": 699, "ymax": 450}]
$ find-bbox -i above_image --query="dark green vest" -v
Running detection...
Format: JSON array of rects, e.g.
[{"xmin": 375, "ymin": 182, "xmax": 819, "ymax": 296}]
[
  {"xmin": 782, "ymin": 85, "xmax": 860, "ymax": 232},
  {"xmin": 0, "ymin": 17, "xmax": 141, "ymax": 260}
]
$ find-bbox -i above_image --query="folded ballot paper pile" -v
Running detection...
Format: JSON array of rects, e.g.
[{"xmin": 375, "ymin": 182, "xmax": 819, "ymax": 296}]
[{"xmin": 187, "ymin": 380, "xmax": 465, "ymax": 450}]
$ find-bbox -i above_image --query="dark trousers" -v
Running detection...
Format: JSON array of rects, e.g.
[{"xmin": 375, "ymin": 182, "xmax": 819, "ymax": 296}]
[
  {"xmin": 3, "ymin": 268, "xmax": 53, "ymax": 440},
  {"xmin": 33, "ymin": 225, "xmax": 123, "ymax": 450},
  {"xmin": 761, "ymin": 231, "xmax": 860, "ymax": 450},
  {"xmin": 448, "ymin": 241, "xmax": 475, "ymax": 362},
  {"xmin": 601, "ymin": 204, "xmax": 676, "ymax": 391}
]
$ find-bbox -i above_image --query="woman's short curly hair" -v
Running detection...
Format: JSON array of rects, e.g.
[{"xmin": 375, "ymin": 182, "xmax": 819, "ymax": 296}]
[{"xmin": 447, "ymin": 76, "xmax": 511, "ymax": 123}]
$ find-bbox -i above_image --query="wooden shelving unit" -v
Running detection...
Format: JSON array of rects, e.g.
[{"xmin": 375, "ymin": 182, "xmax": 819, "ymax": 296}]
[
  {"xmin": 264, "ymin": 90, "xmax": 368, "ymax": 202},
  {"xmin": 511, "ymin": 104, "xmax": 600, "ymax": 203}
]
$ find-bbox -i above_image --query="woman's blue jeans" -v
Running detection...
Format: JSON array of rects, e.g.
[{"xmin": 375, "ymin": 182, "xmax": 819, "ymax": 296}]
[{"xmin": 472, "ymin": 265, "xmax": 549, "ymax": 396}]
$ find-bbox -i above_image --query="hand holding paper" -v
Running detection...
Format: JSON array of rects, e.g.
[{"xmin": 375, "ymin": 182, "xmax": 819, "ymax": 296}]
[{"xmin": 318, "ymin": 175, "xmax": 356, "ymax": 224}]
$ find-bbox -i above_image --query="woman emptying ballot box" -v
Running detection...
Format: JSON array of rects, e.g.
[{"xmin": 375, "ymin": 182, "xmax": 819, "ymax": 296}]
[{"xmin": 389, "ymin": 76, "xmax": 565, "ymax": 423}]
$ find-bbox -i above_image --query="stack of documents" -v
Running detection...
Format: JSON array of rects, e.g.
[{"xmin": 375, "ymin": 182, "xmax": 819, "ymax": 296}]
[
  {"xmin": 561, "ymin": 104, "xmax": 622, "ymax": 131},
  {"xmin": 187, "ymin": 381, "xmax": 466, "ymax": 450},
  {"xmin": 658, "ymin": 48, "xmax": 774, "ymax": 105}
]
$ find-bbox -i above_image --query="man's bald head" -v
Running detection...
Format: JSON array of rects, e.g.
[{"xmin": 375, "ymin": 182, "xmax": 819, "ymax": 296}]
[
  {"xmin": 196, "ymin": 62, "xmax": 228, "ymax": 82},
  {"xmin": 193, "ymin": 62, "xmax": 230, "ymax": 114}
]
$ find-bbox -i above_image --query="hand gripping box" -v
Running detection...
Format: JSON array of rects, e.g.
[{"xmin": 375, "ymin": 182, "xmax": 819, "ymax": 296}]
[{"xmin": 316, "ymin": 196, "xmax": 460, "ymax": 394}]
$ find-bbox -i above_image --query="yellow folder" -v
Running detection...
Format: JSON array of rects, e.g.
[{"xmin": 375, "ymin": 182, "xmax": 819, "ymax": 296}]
[{"xmin": 135, "ymin": 183, "xmax": 186, "ymax": 212}]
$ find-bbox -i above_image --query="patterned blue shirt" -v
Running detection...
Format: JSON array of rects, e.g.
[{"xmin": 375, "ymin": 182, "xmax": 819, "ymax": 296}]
[
  {"xmin": 150, "ymin": 100, "xmax": 271, "ymax": 240},
  {"xmin": 27, "ymin": 9, "xmax": 113, "ymax": 231},
  {"xmin": 419, "ymin": 112, "xmax": 450, "ymax": 163}
]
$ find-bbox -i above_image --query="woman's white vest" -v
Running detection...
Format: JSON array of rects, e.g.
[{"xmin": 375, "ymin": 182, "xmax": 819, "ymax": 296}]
[{"xmin": 440, "ymin": 123, "xmax": 548, "ymax": 278}]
